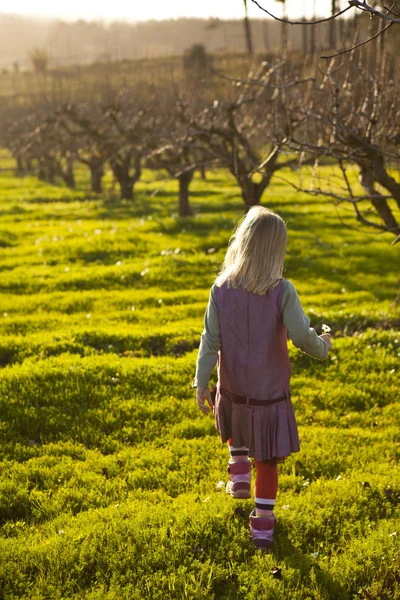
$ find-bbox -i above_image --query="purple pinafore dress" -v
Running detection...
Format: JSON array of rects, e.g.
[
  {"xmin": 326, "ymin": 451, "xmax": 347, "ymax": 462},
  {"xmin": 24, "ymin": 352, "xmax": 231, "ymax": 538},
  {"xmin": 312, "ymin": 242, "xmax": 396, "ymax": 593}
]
[{"xmin": 213, "ymin": 279, "xmax": 300, "ymax": 463}]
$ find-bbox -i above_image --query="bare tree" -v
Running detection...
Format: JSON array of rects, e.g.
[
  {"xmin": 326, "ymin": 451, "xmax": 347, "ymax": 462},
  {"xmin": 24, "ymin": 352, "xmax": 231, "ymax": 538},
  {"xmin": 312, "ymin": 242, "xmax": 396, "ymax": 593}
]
[
  {"xmin": 183, "ymin": 61, "xmax": 315, "ymax": 211},
  {"xmin": 279, "ymin": 51, "xmax": 400, "ymax": 241},
  {"xmin": 29, "ymin": 48, "xmax": 50, "ymax": 73},
  {"xmin": 149, "ymin": 103, "xmax": 211, "ymax": 217}
]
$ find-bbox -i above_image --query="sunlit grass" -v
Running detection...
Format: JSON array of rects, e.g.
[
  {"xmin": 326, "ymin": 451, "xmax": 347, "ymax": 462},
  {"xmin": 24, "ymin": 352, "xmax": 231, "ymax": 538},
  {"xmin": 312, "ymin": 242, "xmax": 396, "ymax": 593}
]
[{"xmin": 0, "ymin": 156, "xmax": 399, "ymax": 599}]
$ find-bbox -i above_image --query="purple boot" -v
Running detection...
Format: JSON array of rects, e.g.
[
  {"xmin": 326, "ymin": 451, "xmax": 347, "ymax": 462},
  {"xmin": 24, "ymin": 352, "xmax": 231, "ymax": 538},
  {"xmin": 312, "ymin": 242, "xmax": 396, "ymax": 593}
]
[
  {"xmin": 249, "ymin": 510, "xmax": 276, "ymax": 551},
  {"xmin": 225, "ymin": 460, "xmax": 252, "ymax": 499}
]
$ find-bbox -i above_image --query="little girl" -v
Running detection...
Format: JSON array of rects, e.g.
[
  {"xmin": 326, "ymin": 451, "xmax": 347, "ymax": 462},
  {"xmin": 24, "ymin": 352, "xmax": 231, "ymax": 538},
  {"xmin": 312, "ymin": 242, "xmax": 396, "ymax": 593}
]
[{"xmin": 192, "ymin": 206, "xmax": 332, "ymax": 551}]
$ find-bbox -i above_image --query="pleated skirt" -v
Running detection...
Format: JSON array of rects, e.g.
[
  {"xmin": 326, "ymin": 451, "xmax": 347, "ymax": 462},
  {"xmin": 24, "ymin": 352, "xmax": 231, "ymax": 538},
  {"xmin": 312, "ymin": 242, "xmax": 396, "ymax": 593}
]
[{"xmin": 214, "ymin": 387, "xmax": 300, "ymax": 463}]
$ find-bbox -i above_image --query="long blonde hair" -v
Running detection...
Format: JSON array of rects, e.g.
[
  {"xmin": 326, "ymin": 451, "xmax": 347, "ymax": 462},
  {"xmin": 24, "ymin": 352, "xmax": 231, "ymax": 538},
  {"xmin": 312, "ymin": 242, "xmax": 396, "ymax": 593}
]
[{"xmin": 215, "ymin": 206, "xmax": 287, "ymax": 295}]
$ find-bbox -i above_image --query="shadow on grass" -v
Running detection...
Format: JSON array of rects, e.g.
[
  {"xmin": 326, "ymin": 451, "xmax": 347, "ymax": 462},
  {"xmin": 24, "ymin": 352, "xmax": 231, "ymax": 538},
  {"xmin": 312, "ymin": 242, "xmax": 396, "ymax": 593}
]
[{"xmin": 272, "ymin": 529, "xmax": 350, "ymax": 600}]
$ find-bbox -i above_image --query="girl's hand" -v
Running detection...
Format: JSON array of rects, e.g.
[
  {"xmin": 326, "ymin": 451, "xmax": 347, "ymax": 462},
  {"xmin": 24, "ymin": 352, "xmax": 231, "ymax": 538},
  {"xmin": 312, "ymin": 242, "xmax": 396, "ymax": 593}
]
[
  {"xmin": 320, "ymin": 333, "xmax": 332, "ymax": 351},
  {"xmin": 196, "ymin": 386, "xmax": 214, "ymax": 415}
]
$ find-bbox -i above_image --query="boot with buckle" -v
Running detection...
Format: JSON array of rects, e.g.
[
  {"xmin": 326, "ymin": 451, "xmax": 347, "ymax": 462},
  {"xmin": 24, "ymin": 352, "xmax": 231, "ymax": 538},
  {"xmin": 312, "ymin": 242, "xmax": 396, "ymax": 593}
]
[
  {"xmin": 249, "ymin": 509, "xmax": 276, "ymax": 551},
  {"xmin": 225, "ymin": 460, "xmax": 252, "ymax": 499}
]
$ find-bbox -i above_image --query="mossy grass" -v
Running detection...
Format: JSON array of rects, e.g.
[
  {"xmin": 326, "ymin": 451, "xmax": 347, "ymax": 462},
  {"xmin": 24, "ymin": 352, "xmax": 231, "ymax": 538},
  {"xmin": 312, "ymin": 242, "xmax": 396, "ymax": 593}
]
[{"xmin": 0, "ymin": 157, "xmax": 399, "ymax": 598}]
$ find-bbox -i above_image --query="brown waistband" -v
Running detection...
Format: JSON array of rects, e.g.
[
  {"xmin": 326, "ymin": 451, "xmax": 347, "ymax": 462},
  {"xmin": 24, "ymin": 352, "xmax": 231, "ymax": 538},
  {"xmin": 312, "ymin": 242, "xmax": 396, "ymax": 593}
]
[{"xmin": 219, "ymin": 386, "xmax": 288, "ymax": 407}]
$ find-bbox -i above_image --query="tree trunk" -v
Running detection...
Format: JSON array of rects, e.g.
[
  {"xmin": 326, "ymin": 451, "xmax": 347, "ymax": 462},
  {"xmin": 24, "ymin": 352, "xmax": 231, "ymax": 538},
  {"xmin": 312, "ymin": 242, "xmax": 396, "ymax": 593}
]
[
  {"xmin": 15, "ymin": 154, "xmax": 24, "ymax": 176},
  {"xmin": 371, "ymin": 157, "xmax": 400, "ymax": 211},
  {"xmin": 178, "ymin": 170, "xmax": 194, "ymax": 217},
  {"xmin": 359, "ymin": 165, "xmax": 400, "ymax": 236},
  {"xmin": 90, "ymin": 163, "xmax": 104, "ymax": 194},
  {"xmin": 63, "ymin": 157, "xmax": 75, "ymax": 189},
  {"xmin": 118, "ymin": 175, "xmax": 134, "ymax": 201},
  {"xmin": 111, "ymin": 162, "xmax": 134, "ymax": 200},
  {"xmin": 330, "ymin": 0, "xmax": 337, "ymax": 48},
  {"xmin": 38, "ymin": 160, "xmax": 46, "ymax": 181},
  {"xmin": 47, "ymin": 160, "xmax": 56, "ymax": 184},
  {"xmin": 243, "ymin": 0, "xmax": 253, "ymax": 55},
  {"xmin": 241, "ymin": 178, "xmax": 269, "ymax": 211}
]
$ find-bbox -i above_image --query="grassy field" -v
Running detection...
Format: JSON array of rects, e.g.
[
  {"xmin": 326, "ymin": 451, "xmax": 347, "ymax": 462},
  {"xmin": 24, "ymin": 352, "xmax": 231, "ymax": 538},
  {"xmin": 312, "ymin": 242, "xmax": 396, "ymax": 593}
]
[{"xmin": 0, "ymin": 154, "xmax": 399, "ymax": 599}]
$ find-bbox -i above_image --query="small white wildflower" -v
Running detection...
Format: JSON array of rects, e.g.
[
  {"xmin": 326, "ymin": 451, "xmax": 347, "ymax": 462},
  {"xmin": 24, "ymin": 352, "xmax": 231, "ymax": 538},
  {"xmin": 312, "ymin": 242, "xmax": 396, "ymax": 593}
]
[
  {"xmin": 311, "ymin": 552, "xmax": 319, "ymax": 558},
  {"xmin": 64, "ymin": 267, "xmax": 70, "ymax": 272},
  {"xmin": 116, "ymin": 260, "xmax": 122, "ymax": 266},
  {"xmin": 322, "ymin": 324, "xmax": 331, "ymax": 333},
  {"xmin": 86, "ymin": 313, "xmax": 91, "ymax": 319},
  {"xmin": 94, "ymin": 229, "xmax": 102, "ymax": 235},
  {"xmin": 216, "ymin": 480, "xmax": 225, "ymax": 491},
  {"xmin": 58, "ymin": 530, "xmax": 65, "ymax": 535},
  {"xmin": 158, "ymin": 299, "xmax": 163, "ymax": 304}
]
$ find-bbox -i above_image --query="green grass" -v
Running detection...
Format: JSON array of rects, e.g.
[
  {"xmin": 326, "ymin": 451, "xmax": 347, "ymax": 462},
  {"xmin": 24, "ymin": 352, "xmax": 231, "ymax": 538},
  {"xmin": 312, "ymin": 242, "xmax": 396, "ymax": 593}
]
[{"xmin": 0, "ymin": 157, "xmax": 399, "ymax": 599}]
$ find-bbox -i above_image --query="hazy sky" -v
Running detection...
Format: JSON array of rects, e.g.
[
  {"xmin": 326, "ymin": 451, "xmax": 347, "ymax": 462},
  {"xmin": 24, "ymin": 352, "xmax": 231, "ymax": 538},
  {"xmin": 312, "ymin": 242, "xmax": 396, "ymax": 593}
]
[{"xmin": 1, "ymin": 1, "xmax": 336, "ymax": 22}]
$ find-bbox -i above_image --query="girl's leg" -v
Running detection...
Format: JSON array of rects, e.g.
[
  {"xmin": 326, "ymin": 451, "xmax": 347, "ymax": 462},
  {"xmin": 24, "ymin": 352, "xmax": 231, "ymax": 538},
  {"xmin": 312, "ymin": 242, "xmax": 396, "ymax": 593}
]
[
  {"xmin": 226, "ymin": 439, "xmax": 251, "ymax": 499},
  {"xmin": 227, "ymin": 438, "xmax": 249, "ymax": 462},
  {"xmin": 254, "ymin": 459, "xmax": 278, "ymax": 517}
]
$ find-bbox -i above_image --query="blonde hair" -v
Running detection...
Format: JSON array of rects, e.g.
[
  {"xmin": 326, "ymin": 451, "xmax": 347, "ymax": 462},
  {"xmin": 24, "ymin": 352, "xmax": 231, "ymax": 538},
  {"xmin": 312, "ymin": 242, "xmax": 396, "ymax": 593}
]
[{"xmin": 215, "ymin": 206, "xmax": 287, "ymax": 295}]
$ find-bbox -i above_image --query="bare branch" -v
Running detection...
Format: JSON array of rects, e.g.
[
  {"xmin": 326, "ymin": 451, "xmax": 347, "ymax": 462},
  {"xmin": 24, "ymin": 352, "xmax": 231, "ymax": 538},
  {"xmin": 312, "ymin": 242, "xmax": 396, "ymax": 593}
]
[
  {"xmin": 250, "ymin": 1, "xmax": 352, "ymax": 24},
  {"xmin": 321, "ymin": 22, "xmax": 393, "ymax": 59}
]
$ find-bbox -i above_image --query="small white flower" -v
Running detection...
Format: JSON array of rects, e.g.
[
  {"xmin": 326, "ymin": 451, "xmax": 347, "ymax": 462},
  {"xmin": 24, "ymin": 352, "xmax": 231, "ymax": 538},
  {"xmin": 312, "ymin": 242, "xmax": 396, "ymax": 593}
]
[
  {"xmin": 116, "ymin": 260, "xmax": 122, "ymax": 266},
  {"xmin": 322, "ymin": 324, "xmax": 331, "ymax": 333},
  {"xmin": 216, "ymin": 480, "xmax": 225, "ymax": 490},
  {"xmin": 58, "ymin": 530, "xmax": 65, "ymax": 535}
]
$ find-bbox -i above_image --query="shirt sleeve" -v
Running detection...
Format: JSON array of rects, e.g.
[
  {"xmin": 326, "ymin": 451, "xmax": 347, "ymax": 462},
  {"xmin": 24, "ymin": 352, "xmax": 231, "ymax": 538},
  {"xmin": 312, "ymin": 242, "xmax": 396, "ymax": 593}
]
[
  {"xmin": 282, "ymin": 279, "xmax": 328, "ymax": 361},
  {"xmin": 193, "ymin": 283, "xmax": 221, "ymax": 388}
]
